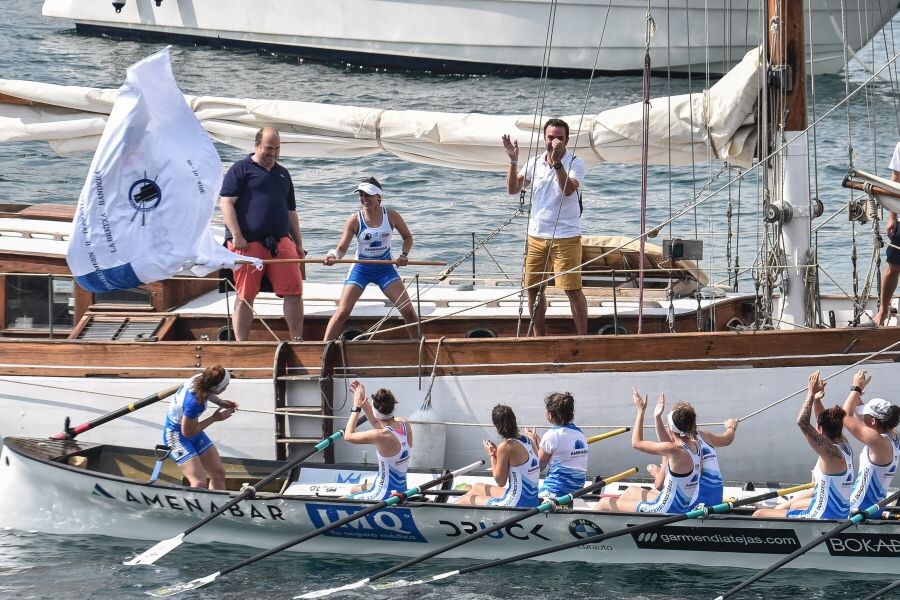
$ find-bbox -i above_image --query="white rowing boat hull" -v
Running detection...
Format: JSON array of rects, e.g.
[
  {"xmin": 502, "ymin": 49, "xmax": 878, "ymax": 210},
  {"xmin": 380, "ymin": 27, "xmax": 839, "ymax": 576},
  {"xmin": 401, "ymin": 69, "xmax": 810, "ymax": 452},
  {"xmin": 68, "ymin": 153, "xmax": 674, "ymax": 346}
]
[
  {"xmin": 2, "ymin": 437, "xmax": 897, "ymax": 574},
  {"xmin": 41, "ymin": 0, "xmax": 897, "ymax": 75}
]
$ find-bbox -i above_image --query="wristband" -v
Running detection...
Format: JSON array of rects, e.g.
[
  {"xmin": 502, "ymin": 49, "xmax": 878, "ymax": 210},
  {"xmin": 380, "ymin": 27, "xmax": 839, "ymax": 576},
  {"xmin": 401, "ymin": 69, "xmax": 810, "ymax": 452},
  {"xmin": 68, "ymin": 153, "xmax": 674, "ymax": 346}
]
[
  {"xmin": 850, "ymin": 385, "xmax": 863, "ymax": 394},
  {"xmin": 400, "ymin": 251, "xmax": 409, "ymax": 257},
  {"xmin": 326, "ymin": 248, "xmax": 340, "ymax": 260},
  {"xmin": 351, "ymin": 406, "xmax": 362, "ymax": 413},
  {"xmin": 553, "ymin": 161, "xmax": 563, "ymax": 170}
]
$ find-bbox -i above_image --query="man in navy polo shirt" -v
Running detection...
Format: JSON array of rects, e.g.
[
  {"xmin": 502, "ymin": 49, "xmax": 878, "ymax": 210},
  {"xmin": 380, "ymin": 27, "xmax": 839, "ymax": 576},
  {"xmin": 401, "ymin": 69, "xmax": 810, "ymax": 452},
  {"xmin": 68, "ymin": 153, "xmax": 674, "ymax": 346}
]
[{"xmin": 220, "ymin": 127, "xmax": 305, "ymax": 340}]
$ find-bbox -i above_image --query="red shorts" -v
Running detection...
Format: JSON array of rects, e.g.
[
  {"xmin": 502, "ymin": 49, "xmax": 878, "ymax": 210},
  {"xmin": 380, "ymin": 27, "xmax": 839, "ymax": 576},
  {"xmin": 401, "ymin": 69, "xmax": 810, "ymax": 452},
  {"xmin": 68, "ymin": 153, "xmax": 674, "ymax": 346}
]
[{"xmin": 228, "ymin": 237, "xmax": 303, "ymax": 301}]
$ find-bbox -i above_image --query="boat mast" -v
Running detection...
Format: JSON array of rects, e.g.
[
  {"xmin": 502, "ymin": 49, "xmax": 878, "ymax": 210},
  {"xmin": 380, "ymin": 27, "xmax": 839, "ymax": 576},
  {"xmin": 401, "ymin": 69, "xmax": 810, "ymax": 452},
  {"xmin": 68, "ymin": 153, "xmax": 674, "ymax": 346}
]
[{"xmin": 768, "ymin": 0, "xmax": 814, "ymax": 329}]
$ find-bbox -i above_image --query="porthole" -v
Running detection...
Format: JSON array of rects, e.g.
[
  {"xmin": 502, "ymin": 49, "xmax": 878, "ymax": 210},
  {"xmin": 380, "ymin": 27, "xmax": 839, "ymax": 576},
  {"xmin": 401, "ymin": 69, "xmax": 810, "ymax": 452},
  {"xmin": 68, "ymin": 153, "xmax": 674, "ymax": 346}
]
[
  {"xmin": 597, "ymin": 324, "xmax": 628, "ymax": 336},
  {"xmin": 465, "ymin": 328, "xmax": 496, "ymax": 338}
]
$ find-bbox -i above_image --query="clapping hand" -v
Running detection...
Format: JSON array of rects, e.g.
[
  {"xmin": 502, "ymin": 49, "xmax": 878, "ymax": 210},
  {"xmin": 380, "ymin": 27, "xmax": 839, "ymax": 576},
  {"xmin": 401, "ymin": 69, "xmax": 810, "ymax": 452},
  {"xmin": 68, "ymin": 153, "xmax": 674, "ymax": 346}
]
[
  {"xmin": 653, "ymin": 393, "xmax": 666, "ymax": 419},
  {"xmin": 632, "ymin": 388, "xmax": 648, "ymax": 411}
]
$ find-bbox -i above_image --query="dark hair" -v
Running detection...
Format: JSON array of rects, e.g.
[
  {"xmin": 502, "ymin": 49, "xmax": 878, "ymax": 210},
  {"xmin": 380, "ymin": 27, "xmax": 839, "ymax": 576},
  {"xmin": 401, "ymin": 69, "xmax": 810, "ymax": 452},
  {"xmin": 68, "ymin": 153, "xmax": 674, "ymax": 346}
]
[
  {"xmin": 361, "ymin": 175, "xmax": 383, "ymax": 190},
  {"xmin": 876, "ymin": 405, "xmax": 900, "ymax": 431},
  {"xmin": 191, "ymin": 365, "xmax": 227, "ymax": 403},
  {"xmin": 492, "ymin": 404, "xmax": 519, "ymax": 439},
  {"xmin": 543, "ymin": 118, "xmax": 570, "ymax": 141},
  {"xmin": 817, "ymin": 405, "xmax": 846, "ymax": 440},
  {"xmin": 671, "ymin": 402, "xmax": 697, "ymax": 437},
  {"xmin": 255, "ymin": 127, "xmax": 279, "ymax": 146},
  {"xmin": 371, "ymin": 388, "xmax": 397, "ymax": 417},
  {"xmin": 545, "ymin": 392, "xmax": 575, "ymax": 425}
]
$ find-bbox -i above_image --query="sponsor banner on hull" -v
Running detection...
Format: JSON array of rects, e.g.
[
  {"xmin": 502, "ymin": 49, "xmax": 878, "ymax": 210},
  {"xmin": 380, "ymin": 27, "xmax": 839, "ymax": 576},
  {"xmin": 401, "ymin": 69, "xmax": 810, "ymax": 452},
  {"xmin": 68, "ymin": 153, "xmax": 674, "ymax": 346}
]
[
  {"xmin": 630, "ymin": 525, "xmax": 801, "ymax": 554},
  {"xmin": 306, "ymin": 503, "xmax": 427, "ymax": 543},
  {"xmin": 826, "ymin": 532, "xmax": 900, "ymax": 557}
]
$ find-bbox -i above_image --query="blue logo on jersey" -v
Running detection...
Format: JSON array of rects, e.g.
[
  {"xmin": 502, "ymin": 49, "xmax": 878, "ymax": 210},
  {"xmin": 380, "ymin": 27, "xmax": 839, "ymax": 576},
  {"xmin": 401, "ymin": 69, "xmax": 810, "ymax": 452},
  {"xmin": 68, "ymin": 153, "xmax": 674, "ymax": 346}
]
[
  {"xmin": 336, "ymin": 472, "xmax": 362, "ymax": 484},
  {"xmin": 574, "ymin": 439, "xmax": 586, "ymax": 450},
  {"xmin": 398, "ymin": 450, "xmax": 409, "ymax": 461},
  {"xmin": 531, "ymin": 458, "xmax": 539, "ymax": 468},
  {"xmin": 306, "ymin": 504, "xmax": 426, "ymax": 543}
]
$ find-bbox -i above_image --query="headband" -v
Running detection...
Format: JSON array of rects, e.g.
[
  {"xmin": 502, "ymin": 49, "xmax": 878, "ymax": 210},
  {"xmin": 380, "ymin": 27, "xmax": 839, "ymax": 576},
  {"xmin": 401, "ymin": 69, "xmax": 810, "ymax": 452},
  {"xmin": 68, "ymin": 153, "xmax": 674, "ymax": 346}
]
[
  {"xmin": 212, "ymin": 370, "xmax": 231, "ymax": 394},
  {"xmin": 666, "ymin": 411, "xmax": 684, "ymax": 436},
  {"xmin": 373, "ymin": 407, "xmax": 394, "ymax": 420}
]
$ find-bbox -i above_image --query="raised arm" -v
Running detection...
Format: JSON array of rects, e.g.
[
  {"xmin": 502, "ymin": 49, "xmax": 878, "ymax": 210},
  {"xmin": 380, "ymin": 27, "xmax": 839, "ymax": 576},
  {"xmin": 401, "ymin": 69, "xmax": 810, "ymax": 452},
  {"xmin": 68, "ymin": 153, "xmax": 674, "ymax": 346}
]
[
  {"xmin": 502, "ymin": 134, "xmax": 525, "ymax": 195},
  {"xmin": 842, "ymin": 369, "xmax": 881, "ymax": 445},
  {"xmin": 797, "ymin": 371, "xmax": 842, "ymax": 462},
  {"xmin": 653, "ymin": 393, "xmax": 671, "ymax": 442},
  {"xmin": 631, "ymin": 389, "xmax": 678, "ymax": 456}
]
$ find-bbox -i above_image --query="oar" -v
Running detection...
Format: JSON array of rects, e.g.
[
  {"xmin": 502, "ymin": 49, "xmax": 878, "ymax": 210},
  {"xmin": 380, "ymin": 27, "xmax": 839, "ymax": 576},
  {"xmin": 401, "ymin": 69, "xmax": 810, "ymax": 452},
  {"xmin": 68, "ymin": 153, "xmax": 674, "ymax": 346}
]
[
  {"xmin": 713, "ymin": 488, "xmax": 900, "ymax": 600},
  {"xmin": 362, "ymin": 481, "xmax": 815, "ymax": 591},
  {"xmin": 860, "ymin": 579, "xmax": 900, "ymax": 600},
  {"xmin": 256, "ymin": 258, "xmax": 447, "ymax": 266},
  {"xmin": 51, "ymin": 384, "xmax": 182, "ymax": 440},
  {"xmin": 124, "ymin": 415, "xmax": 367, "ymax": 566},
  {"xmin": 586, "ymin": 427, "xmax": 629, "ymax": 443},
  {"xmin": 296, "ymin": 466, "xmax": 638, "ymax": 599},
  {"xmin": 147, "ymin": 460, "xmax": 484, "ymax": 597}
]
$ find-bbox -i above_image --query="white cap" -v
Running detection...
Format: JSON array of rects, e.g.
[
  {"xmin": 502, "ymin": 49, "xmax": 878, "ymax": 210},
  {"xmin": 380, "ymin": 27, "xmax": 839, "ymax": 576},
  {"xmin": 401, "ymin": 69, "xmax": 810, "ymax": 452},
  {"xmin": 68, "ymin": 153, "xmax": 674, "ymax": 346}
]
[
  {"xmin": 355, "ymin": 176, "xmax": 383, "ymax": 197},
  {"xmin": 856, "ymin": 397, "xmax": 891, "ymax": 420}
]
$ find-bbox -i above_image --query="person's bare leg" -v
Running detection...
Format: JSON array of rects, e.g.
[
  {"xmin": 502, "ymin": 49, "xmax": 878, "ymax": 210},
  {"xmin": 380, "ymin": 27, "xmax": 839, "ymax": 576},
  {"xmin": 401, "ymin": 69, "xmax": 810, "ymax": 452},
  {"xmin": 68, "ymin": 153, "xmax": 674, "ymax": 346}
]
[
  {"xmin": 179, "ymin": 457, "xmax": 209, "ymax": 488},
  {"xmin": 232, "ymin": 298, "xmax": 253, "ymax": 341},
  {"xmin": 383, "ymin": 280, "xmax": 418, "ymax": 339},
  {"xmin": 284, "ymin": 294, "xmax": 304, "ymax": 340},
  {"xmin": 528, "ymin": 286, "xmax": 547, "ymax": 336},
  {"xmin": 198, "ymin": 446, "xmax": 227, "ymax": 490},
  {"xmin": 566, "ymin": 288, "xmax": 588, "ymax": 335},
  {"xmin": 875, "ymin": 264, "xmax": 900, "ymax": 325},
  {"xmin": 323, "ymin": 285, "xmax": 365, "ymax": 341}
]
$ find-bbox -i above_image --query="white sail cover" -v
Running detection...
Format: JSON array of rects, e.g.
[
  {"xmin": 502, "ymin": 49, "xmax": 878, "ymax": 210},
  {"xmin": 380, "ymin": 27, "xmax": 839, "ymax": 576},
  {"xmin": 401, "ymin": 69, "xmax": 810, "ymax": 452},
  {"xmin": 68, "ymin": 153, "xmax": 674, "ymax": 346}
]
[
  {"xmin": 0, "ymin": 47, "xmax": 762, "ymax": 170},
  {"xmin": 65, "ymin": 47, "xmax": 255, "ymax": 293}
]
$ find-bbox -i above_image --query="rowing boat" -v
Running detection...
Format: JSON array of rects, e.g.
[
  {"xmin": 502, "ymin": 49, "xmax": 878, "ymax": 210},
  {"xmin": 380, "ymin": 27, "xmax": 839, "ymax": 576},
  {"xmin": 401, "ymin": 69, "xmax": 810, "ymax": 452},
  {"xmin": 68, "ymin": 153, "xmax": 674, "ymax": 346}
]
[{"xmin": 2, "ymin": 436, "xmax": 897, "ymax": 574}]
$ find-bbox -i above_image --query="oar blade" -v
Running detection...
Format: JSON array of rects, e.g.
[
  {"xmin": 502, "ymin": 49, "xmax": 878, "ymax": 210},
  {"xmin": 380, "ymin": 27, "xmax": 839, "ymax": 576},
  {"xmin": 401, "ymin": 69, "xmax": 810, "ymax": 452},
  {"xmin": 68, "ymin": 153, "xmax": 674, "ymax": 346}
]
[
  {"xmin": 146, "ymin": 572, "xmax": 220, "ymax": 597},
  {"xmin": 123, "ymin": 533, "xmax": 185, "ymax": 566},
  {"xmin": 294, "ymin": 578, "xmax": 369, "ymax": 598}
]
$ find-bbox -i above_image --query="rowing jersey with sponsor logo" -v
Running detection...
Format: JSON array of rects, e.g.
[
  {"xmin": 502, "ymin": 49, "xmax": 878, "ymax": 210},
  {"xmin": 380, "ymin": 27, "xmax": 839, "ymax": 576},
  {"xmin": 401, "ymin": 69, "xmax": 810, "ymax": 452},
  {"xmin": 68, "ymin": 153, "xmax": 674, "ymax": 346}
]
[
  {"xmin": 538, "ymin": 423, "xmax": 588, "ymax": 496},
  {"xmin": 788, "ymin": 440, "xmax": 854, "ymax": 519},
  {"xmin": 637, "ymin": 439, "xmax": 702, "ymax": 513},
  {"xmin": 848, "ymin": 431, "xmax": 899, "ymax": 512},
  {"xmin": 488, "ymin": 436, "xmax": 540, "ymax": 508},
  {"xmin": 349, "ymin": 420, "xmax": 411, "ymax": 501},
  {"xmin": 693, "ymin": 433, "xmax": 724, "ymax": 508},
  {"xmin": 355, "ymin": 207, "xmax": 393, "ymax": 260}
]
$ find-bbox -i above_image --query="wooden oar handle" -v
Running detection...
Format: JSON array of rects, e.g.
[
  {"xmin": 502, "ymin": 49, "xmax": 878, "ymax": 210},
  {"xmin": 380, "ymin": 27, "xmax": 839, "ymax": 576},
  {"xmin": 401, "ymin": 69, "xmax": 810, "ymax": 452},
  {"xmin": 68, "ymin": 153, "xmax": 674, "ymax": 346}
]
[
  {"xmin": 586, "ymin": 427, "xmax": 630, "ymax": 444},
  {"xmin": 248, "ymin": 257, "xmax": 447, "ymax": 266},
  {"xmin": 842, "ymin": 177, "xmax": 900, "ymax": 199}
]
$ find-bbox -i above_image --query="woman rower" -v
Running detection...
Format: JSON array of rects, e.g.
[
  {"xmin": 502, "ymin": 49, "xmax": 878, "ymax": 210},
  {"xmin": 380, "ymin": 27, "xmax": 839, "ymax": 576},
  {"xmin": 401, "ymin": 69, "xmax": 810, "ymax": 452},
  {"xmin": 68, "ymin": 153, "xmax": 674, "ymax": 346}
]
[
  {"xmin": 647, "ymin": 393, "xmax": 738, "ymax": 508},
  {"xmin": 322, "ymin": 176, "xmax": 417, "ymax": 341},
  {"xmin": 842, "ymin": 370, "xmax": 900, "ymax": 513},
  {"xmin": 344, "ymin": 380, "xmax": 413, "ymax": 500},
  {"xmin": 594, "ymin": 389, "xmax": 701, "ymax": 513},
  {"xmin": 457, "ymin": 404, "xmax": 541, "ymax": 507},
  {"xmin": 162, "ymin": 365, "xmax": 238, "ymax": 489},
  {"xmin": 523, "ymin": 392, "xmax": 588, "ymax": 497},
  {"xmin": 753, "ymin": 370, "xmax": 854, "ymax": 519}
]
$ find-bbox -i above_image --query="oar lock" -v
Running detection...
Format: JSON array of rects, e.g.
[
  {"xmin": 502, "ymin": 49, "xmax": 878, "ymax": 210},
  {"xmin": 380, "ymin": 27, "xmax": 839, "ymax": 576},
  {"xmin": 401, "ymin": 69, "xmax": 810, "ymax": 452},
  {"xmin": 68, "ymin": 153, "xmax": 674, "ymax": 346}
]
[{"xmin": 238, "ymin": 483, "xmax": 257, "ymax": 497}]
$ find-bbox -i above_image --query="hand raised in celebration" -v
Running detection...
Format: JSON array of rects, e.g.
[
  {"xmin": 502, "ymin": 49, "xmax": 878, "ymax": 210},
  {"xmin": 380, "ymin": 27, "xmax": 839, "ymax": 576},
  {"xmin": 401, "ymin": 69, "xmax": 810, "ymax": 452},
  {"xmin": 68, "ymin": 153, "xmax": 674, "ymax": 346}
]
[
  {"xmin": 501, "ymin": 134, "xmax": 519, "ymax": 162},
  {"xmin": 653, "ymin": 392, "xmax": 666, "ymax": 419},
  {"xmin": 632, "ymin": 388, "xmax": 648, "ymax": 411}
]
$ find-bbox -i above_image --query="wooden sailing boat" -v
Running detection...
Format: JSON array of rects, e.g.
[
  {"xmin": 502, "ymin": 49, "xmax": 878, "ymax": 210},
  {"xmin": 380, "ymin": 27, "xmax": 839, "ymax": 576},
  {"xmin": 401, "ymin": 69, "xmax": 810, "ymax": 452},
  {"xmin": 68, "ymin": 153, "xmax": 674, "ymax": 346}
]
[{"xmin": 0, "ymin": 0, "xmax": 898, "ymax": 486}]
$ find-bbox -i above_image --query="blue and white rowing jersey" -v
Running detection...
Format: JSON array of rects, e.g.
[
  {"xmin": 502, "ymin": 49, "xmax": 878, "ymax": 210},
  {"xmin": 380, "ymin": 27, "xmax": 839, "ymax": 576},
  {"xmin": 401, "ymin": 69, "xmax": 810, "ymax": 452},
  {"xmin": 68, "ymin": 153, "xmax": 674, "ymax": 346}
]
[
  {"xmin": 637, "ymin": 440, "xmax": 702, "ymax": 514},
  {"xmin": 488, "ymin": 436, "xmax": 540, "ymax": 508},
  {"xmin": 788, "ymin": 440, "xmax": 854, "ymax": 520},
  {"xmin": 349, "ymin": 421, "xmax": 411, "ymax": 501},
  {"xmin": 694, "ymin": 433, "xmax": 723, "ymax": 508},
  {"xmin": 355, "ymin": 207, "xmax": 393, "ymax": 260},
  {"xmin": 163, "ymin": 376, "xmax": 205, "ymax": 433},
  {"xmin": 849, "ymin": 431, "xmax": 899, "ymax": 513},
  {"xmin": 539, "ymin": 423, "xmax": 588, "ymax": 496}
]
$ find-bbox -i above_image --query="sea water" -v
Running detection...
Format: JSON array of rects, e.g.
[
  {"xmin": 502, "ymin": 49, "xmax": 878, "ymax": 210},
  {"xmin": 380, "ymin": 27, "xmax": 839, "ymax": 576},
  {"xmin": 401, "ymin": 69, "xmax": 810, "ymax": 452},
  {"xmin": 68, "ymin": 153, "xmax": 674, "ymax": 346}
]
[{"xmin": 0, "ymin": 1, "xmax": 898, "ymax": 597}]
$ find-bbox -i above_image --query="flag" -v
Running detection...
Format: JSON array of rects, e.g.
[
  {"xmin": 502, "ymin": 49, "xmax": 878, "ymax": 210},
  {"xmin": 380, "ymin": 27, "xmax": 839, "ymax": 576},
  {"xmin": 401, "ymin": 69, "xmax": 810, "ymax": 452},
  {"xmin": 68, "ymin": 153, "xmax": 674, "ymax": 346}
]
[{"xmin": 66, "ymin": 47, "xmax": 259, "ymax": 293}]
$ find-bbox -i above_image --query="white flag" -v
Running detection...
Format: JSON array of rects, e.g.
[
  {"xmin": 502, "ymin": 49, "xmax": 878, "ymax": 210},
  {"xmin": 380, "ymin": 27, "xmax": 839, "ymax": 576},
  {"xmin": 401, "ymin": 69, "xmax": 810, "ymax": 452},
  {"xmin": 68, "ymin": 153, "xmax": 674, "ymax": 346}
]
[{"xmin": 66, "ymin": 47, "xmax": 258, "ymax": 293}]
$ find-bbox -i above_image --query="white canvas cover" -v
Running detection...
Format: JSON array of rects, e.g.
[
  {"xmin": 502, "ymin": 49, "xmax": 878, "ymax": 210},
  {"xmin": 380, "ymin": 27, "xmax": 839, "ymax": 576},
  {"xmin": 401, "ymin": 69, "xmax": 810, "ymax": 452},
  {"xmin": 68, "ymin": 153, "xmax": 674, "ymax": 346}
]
[{"xmin": 0, "ymin": 48, "xmax": 763, "ymax": 170}]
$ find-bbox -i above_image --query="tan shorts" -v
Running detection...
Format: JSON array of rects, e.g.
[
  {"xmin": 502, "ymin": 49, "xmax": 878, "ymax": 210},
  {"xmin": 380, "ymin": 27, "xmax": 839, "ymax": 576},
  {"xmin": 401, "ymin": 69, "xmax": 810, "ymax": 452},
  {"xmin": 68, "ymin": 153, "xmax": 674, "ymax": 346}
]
[{"xmin": 524, "ymin": 235, "xmax": 583, "ymax": 290}]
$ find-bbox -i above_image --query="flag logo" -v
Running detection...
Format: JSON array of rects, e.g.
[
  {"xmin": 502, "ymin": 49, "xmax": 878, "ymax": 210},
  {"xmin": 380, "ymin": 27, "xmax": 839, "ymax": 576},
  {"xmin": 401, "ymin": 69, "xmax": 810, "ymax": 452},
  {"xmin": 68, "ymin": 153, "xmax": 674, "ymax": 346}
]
[{"xmin": 128, "ymin": 175, "xmax": 162, "ymax": 225}]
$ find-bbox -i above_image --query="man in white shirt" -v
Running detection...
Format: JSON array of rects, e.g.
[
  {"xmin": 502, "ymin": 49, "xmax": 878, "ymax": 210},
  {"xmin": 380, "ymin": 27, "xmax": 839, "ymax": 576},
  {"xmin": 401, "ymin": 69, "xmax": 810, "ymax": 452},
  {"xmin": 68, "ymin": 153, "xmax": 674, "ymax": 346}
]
[
  {"xmin": 503, "ymin": 118, "xmax": 587, "ymax": 336},
  {"xmin": 875, "ymin": 141, "xmax": 900, "ymax": 326}
]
